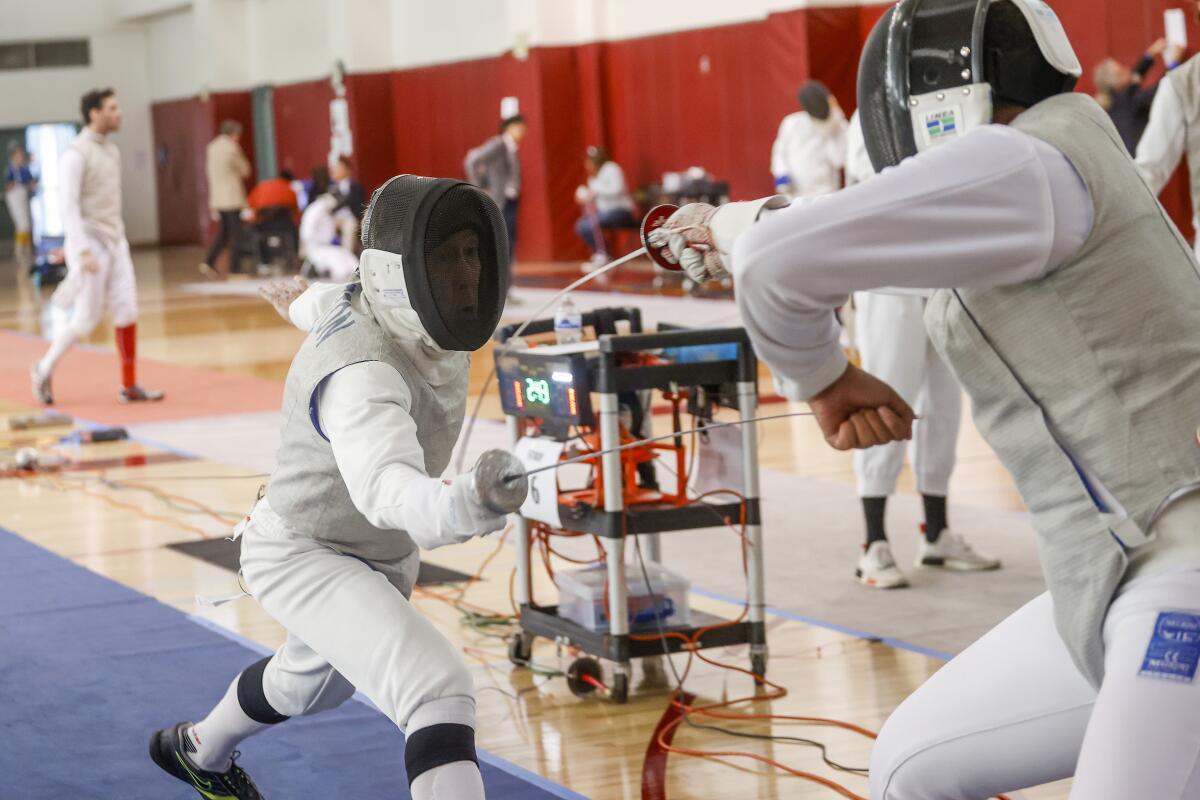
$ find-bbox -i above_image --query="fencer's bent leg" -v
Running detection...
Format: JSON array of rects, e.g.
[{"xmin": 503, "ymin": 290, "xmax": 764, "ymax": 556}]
[
  {"xmin": 870, "ymin": 592, "xmax": 1093, "ymax": 799},
  {"xmin": 1070, "ymin": 567, "xmax": 1200, "ymax": 798},
  {"xmin": 854, "ymin": 292, "xmax": 928, "ymax": 497},
  {"xmin": 909, "ymin": 336, "xmax": 962, "ymax": 497},
  {"xmin": 188, "ymin": 664, "xmax": 279, "ymax": 772},
  {"xmin": 38, "ymin": 239, "xmax": 112, "ymax": 377},
  {"xmin": 239, "ymin": 513, "xmax": 481, "ymax": 796}
]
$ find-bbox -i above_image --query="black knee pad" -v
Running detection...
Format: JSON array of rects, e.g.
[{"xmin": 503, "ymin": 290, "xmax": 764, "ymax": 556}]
[
  {"xmin": 404, "ymin": 723, "xmax": 477, "ymax": 786},
  {"xmin": 236, "ymin": 656, "xmax": 291, "ymax": 725}
]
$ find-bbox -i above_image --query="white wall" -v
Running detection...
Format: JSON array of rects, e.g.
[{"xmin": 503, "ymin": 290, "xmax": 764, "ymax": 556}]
[
  {"xmin": 146, "ymin": 8, "xmax": 197, "ymax": 101},
  {"xmin": 0, "ymin": 23, "xmax": 160, "ymax": 244}
]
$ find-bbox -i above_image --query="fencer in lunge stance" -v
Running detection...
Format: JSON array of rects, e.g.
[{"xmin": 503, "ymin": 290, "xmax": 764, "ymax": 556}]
[
  {"xmin": 150, "ymin": 175, "xmax": 527, "ymax": 800},
  {"xmin": 651, "ymin": 1, "xmax": 1200, "ymax": 796},
  {"xmin": 844, "ymin": 111, "xmax": 998, "ymax": 589},
  {"xmin": 30, "ymin": 88, "xmax": 162, "ymax": 405}
]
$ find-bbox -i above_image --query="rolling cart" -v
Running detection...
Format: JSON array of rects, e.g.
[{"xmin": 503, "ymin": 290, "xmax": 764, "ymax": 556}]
[{"xmin": 494, "ymin": 308, "xmax": 767, "ymax": 703}]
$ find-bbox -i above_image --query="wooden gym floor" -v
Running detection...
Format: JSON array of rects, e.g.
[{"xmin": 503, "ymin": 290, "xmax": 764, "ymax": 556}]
[{"xmin": 0, "ymin": 246, "xmax": 1070, "ymax": 799}]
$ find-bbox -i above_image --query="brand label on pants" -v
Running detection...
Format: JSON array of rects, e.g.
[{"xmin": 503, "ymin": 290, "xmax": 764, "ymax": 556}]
[{"xmin": 1140, "ymin": 612, "xmax": 1200, "ymax": 683}]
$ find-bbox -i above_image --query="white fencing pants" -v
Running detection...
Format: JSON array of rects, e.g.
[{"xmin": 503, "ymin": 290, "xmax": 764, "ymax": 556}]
[
  {"xmin": 52, "ymin": 235, "xmax": 138, "ymax": 337},
  {"xmin": 238, "ymin": 502, "xmax": 476, "ymax": 733},
  {"xmin": 870, "ymin": 565, "xmax": 1200, "ymax": 799},
  {"xmin": 853, "ymin": 292, "xmax": 962, "ymax": 497},
  {"xmin": 305, "ymin": 242, "xmax": 358, "ymax": 282}
]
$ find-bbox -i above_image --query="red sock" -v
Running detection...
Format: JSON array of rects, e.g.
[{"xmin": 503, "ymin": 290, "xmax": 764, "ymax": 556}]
[{"xmin": 115, "ymin": 324, "xmax": 136, "ymax": 389}]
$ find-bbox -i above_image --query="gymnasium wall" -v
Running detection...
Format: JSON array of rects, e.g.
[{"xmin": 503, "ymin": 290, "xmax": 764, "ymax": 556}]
[{"xmin": 146, "ymin": 0, "xmax": 1200, "ymax": 257}]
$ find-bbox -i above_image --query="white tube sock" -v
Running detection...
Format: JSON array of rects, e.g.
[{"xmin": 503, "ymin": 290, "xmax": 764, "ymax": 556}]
[
  {"xmin": 410, "ymin": 761, "xmax": 486, "ymax": 800},
  {"xmin": 187, "ymin": 677, "xmax": 271, "ymax": 772}
]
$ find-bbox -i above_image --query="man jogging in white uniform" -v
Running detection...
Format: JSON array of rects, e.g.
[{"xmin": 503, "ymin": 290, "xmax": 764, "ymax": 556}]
[
  {"xmin": 30, "ymin": 88, "xmax": 162, "ymax": 405},
  {"xmin": 150, "ymin": 175, "xmax": 528, "ymax": 800},
  {"xmin": 651, "ymin": 1, "xmax": 1200, "ymax": 796}
]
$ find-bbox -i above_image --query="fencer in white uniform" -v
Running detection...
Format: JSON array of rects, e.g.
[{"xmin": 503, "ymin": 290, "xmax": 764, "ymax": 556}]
[
  {"xmin": 1135, "ymin": 1, "xmax": 1200, "ymax": 257},
  {"xmin": 150, "ymin": 175, "xmax": 526, "ymax": 800},
  {"xmin": 299, "ymin": 192, "xmax": 358, "ymax": 281},
  {"xmin": 770, "ymin": 81, "xmax": 849, "ymax": 199},
  {"xmin": 30, "ymin": 89, "xmax": 162, "ymax": 406},
  {"xmin": 650, "ymin": 1, "xmax": 1200, "ymax": 797},
  {"xmin": 844, "ymin": 111, "xmax": 997, "ymax": 589}
]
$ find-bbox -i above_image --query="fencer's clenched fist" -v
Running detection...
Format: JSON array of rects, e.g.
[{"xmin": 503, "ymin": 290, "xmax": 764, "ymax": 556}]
[
  {"xmin": 258, "ymin": 275, "xmax": 310, "ymax": 321},
  {"xmin": 807, "ymin": 363, "xmax": 915, "ymax": 451},
  {"xmin": 645, "ymin": 196, "xmax": 790, "ymax": 284}
]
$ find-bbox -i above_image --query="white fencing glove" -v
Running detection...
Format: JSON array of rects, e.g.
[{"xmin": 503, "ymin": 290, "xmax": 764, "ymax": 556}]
[
  {"xmin": 398, "ymin": 450, "xmax": 528, "ymax": 551},
  {"xmin": 645, "ymin": 195, "xmax": 789, "ymax": 283}
]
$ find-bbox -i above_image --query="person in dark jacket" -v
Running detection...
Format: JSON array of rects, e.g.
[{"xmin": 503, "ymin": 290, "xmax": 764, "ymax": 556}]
[{"xmin": 1094, "ymin": 38, "xmax": 1183, "ymax": 154}]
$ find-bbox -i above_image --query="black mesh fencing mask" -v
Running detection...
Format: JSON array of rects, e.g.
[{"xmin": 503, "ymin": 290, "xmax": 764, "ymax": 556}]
[{"xmin": 360, "ymin": 175, "xmax": 509, "ymax": 352}]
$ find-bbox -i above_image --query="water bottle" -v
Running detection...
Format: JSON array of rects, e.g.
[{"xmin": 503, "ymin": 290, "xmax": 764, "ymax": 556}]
[{"xmin": 554, "ymin": 295, "xmax": 583, "ymax": 344}]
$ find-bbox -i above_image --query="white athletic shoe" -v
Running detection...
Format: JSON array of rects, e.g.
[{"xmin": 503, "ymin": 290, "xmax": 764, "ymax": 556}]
[
  {"xmin": 916, "ymin": 528, "xmax": 1001, "ymax": 571},
  {"xmin": 580, "ymin": 253, "xmax": 608, "ymax": 273},
  {"xmin": 856, "ymin": 541, "xmax": 909, "ymax": 589}
]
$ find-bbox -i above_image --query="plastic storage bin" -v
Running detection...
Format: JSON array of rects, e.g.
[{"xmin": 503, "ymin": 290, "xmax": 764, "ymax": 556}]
[{"xmin": 556, "ymin": 562, "xmax": 691, "ymax": 633}]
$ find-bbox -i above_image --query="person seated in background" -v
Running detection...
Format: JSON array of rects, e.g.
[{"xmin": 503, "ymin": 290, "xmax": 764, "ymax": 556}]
[
  {"xmin": 299, "ymin": 182, "xmax": 357, "ymax": 282},
  {"xmin": 330, "ymin": 155, "xmax": 364, "ymax": 253},
  {"xmin": 1093, "ymin": 37, "xmax": 1183, "ymax": 154},
  {"xmin": 245, "ymin": 172, "xmax": 300, "ymax": 272},
  {"xmin": 574, "ymin": 146, "xmax": 636, "ymax": 272},
  {"xmin": 770, "ymin": 80, "xmax": 848, "ymax": 199}
]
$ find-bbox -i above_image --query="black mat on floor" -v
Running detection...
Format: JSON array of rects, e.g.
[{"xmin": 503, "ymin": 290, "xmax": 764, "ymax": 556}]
[{"xmin": 167, "ymin": 537, "xmax": 475, "ymax": 585}]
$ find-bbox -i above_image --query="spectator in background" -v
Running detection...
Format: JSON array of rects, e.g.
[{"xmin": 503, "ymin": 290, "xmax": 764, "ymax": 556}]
[
  {"xmin": 299, "ymin": 184, "xmax": 358, "ymax": 282},
  {"xmin": 330, "ymin": 155, "xmax": 364, "ymax": 253},
  {"xmin": 770, "ymin": 81, "xmax": 848, "ymax": 199},
  {"xmin": 245, "ymin": 170, "xmax": 300, "ymax": 224},
  {"xmin": 201, "ymin": 120, "xmax": 251, "ymax": 278},
  {"xmin": 5, "ymin": 144, "xmax": 37, "ymax": 267},
  {"xmin": 465, "ymin": 114, "xmax": 526, "ymax": 268},
  {"xmin": 1093, "ymin": 38, "xmax": 1183, "ymax": 154},
  {"xmin": 1137, "ymin": 0, "xmax": 1200, "ymax": 256},
  {"xmin": 574, "ymin": 146, "xmax": 636, "ymax": 272}
]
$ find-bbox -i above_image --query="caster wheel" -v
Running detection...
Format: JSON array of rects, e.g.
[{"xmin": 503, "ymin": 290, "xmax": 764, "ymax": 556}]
[
  {"xmin": 566, "ymin": 657, "xmax": 605, "ymax": 698},
  {"xmin": 610, "ymin": 671, "xmax": 630, "ymax": 704},
  {"xmin": 751, "ymin": 652, "xmax": 768, "ymax": 684},
  {"xmin": 508, "ymin": 633, "xmax": 532, "ymax": 667}
]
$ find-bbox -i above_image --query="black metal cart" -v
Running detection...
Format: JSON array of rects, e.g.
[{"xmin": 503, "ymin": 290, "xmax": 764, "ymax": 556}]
[{"xmin": 494, "ymin": 309, "xmax": 768, "ymax": 703}]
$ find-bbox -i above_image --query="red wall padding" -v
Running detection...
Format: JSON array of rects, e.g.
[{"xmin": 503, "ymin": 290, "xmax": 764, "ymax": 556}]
[
  {"xmin": 152, "ymin": 0, "xmax": 1199, "ymax": 253},
  {"xmin": 272, "ymin": 79, "xmax": 333, "ymax": 183}
]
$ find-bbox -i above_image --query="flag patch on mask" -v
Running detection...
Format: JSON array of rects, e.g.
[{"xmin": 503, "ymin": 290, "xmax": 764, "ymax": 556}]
[
  {"xmin": 924, "ymin": 109, "xmax": 959, "ymax": 140},
  {"xmin": 1139, "ymin": 612, "xmax": 1200, "ymax": 683}
]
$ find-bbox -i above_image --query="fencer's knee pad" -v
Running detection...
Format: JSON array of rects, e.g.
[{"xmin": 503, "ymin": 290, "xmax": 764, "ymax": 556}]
[
  {"xmin": 404, "ymin": 696, "xmax": 478, "ymax": 786},
  {"xmin": 237, "ymin": 656, "xmax": 291, "ymax": 725}
]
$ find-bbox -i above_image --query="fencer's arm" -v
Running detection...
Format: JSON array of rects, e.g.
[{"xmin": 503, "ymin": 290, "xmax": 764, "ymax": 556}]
[
  {"xmin": 287, "ymin": 281, "xmax": 347, "ymax": 331},
  {"xmin": 317, "ymin": 363, "xmax": 507, "ymax": 548},
  {"xmin": 733, "ymin": 125, "xmax": 1093, "ymax": 399},
  {"xmin": 1135, "ymin": 82, "xmax": 1186, "ymax": 195},
  {"xmin": 59, "ymin": 148, "xmax": 88, "ymax": 265}
]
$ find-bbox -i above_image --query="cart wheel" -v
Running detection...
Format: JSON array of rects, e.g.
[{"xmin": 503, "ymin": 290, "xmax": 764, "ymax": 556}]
[
  {"xmin": 610, "ymin": 670, "xmax": 630, "ymax": 704},
  {"xmin": 751, "ymin": 652, "xmax": 768, "ymax": 684},
  {"xmin": 566, "ymin": 657, "xmax": 605, "ymax": 698},
  {"xmin": 507, "ymin": 633, "xmax": 533, "ymax": 667}
]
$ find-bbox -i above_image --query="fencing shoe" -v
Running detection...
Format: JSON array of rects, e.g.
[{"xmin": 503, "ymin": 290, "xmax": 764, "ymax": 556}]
[
  {"xmin": 916, "ymin": 528, "xmax": 1001, "ymax": 571},
  {"xmin": 856, "ymin": 541, "xmax": 909, "ymax": 589},
  {"xmin": 30, "ymin": 364, "xmax": 52, "ymax": 405},
  {"xmin": 150, "ymin": 722, "xmax": 263, "ymax": 800},
  {"xmin": 119, "ymin": 385, "xmax": 165, "ymax": 403}
]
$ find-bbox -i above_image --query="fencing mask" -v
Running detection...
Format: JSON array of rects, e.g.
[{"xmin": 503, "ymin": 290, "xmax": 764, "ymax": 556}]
[
  {"xmin": 359, "ymin": 175, "xmax": 509, "ymax": 352},
  {"xmin": 857, "ymin": 0, "xmax": 1081, "ymax": 172},
  {"xmin": 798, "ymin": 81, "xmax": 832, "ymax": 121}
]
